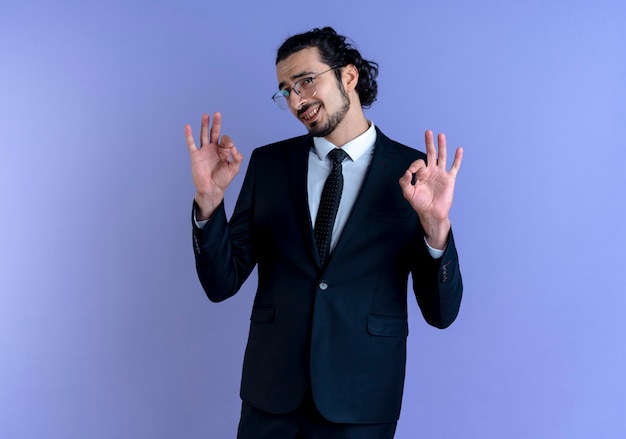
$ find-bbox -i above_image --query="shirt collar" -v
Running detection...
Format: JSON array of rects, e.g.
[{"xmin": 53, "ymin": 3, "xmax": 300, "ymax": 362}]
[{"xmin": 312, "ymin": 121, "xmax": 377, "ymax": 162}]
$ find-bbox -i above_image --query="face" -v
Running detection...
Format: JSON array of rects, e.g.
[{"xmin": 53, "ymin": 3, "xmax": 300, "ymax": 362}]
[{"xmin": 276, "ymin": 47, "xmax": 350, "ymax": 138}]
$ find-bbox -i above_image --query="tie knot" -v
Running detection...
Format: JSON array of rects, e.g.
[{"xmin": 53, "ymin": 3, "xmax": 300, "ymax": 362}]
[{"xmin": 328, "ymin": 148, "xmax": 348, "ymax": 164}]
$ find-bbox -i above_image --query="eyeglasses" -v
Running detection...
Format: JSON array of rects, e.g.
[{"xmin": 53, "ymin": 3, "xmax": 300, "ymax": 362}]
[{"xmin": 271, "ymin": 66, "xmax": 339, "ymax": 110}]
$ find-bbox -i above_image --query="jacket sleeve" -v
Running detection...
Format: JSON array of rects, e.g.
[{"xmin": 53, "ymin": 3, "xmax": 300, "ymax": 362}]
[
  {"xmin": 411, "ymin": 228, "xmax": 463, "ymax": 329},
  {"xmin": 191, "ymin": 152, "xmax": 257, "ymax": 302}
]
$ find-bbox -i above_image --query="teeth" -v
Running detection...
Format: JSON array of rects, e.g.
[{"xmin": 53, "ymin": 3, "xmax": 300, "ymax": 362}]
[{"xmin": 303, "ymin": 107, "xmax": 319, "ymax": 120}]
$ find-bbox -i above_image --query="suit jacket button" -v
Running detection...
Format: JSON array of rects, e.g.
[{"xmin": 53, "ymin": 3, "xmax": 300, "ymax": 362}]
[{"xmin": 319, "ymin": 281, "xmax": 328, "ymax": 291}]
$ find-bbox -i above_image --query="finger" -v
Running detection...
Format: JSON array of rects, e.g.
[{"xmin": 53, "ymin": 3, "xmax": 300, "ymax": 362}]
[
  {"xmin": 424, "ymin": 130, "xmax": 436, "ymax": 167},
  {"xmin": 406, "ymin": 158, "xmax": 426, "ymax": 174},
  {"xmin": 399, "ymin": 169, "xmax": 412, "ymax": 186},
  {"xmin": 200, "ymin": 113, "xmax": 210, "ymax": 147},
  {"xmin": 437, "ymin": 133, "xmax": 447, "ymax": 168},
  {"xmin": 209, "ymin": 112, "xmax": 222, "ymax": 144},
  {"xmin": 449, "ymin": 147, "xmax": 464, "ymax": 177},
  {"xmin": 230, "ymin": 145, "xmax": 244, "ymax": 171},
  {"xmin": 401, "ymin": 159, "xmax": 426, "ymax": 187},
  {"xmin": 219, "ymin": 134, "xmax": 234, "ymax": 150},
  {"xmin": 218, "ymin": 134, "xmax": 244, "ymax": 166},
  {"xmin": 398, "ymin": 169, "xmax": 415, "ymax": 195},
  {"xmin": 217, "ymin": 134, "xmax": 233, "ymax": 161},
  {"xmin": 184, "ymin": 124, "xmax": 197, "ymax": 153}
]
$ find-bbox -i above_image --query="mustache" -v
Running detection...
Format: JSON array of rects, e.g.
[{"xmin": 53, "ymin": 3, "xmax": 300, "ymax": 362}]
[{"xmin": 297, "ymin": 102, "xmax": 319, "ymax": 117}]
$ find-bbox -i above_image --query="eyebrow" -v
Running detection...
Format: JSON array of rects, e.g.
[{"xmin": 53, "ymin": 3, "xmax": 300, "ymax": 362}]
[{"xmin": 277, "ymin": 70, "xmax": 316, "ymax": 90}]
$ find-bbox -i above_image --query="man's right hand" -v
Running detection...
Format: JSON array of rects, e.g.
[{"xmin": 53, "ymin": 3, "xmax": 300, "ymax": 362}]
[{"xmin": 185, "ymin": 112, "xmax": 243, "ymax": 220}]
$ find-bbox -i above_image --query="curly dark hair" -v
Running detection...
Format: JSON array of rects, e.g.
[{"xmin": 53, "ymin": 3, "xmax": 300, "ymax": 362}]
[{"xmin": 276, "ymin": 27, "xmax": 379, "ymax": 108}]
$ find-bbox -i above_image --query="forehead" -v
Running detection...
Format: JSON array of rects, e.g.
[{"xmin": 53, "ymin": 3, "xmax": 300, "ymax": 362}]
[{"xmin": 276, "ymin": 47, "xmax": 329, "ymax": 88}]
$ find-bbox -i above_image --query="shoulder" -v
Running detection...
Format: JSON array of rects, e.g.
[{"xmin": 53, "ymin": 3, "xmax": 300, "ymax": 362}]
[
  {"xmin": 251, "ymin": 134, "xmax": 311, "ymax": 158},
  {"xmin": 375, "ymin": 127, "xmax": 426, "ymax": 161},
  {"xmin": 245, "ymin": 135, "xmax": 311, "ymax": 175}
]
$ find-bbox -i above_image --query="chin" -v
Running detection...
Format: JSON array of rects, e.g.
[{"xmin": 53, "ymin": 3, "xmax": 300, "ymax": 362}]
[
  {"xmin": 308, "ymin": 123, "xmax": 335, "ymax": 138},
  {"xmin": 307, "ymin": 117, "xmax": 335, "ymax": 137}
]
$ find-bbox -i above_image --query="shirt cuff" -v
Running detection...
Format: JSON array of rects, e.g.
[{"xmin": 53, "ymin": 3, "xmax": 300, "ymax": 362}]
[
  {"xmin": 193, "ymin": 208, "xmax": 210, "ymax": 229},
  {"xmin": 424, "ymin": 238, "xmax": 445, "ymax": 259}
]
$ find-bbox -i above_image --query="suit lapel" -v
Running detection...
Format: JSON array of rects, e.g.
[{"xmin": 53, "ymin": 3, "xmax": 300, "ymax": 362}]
[
  {"xmin": 331, "ymin": 129, "xmax": 398, "ymax": 261},
  {"xmin": 287, "ymin": 130, "xmax": 400, "ymax": 268},
  {"xmin": 287, "ymin": 135, "xmax": 321, "ymax": 264}
]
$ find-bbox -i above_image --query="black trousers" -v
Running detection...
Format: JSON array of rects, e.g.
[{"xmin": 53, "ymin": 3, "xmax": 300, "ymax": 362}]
[{"xmin": 236, "ymin": 389, "xmax": 397, "ymax": 439}]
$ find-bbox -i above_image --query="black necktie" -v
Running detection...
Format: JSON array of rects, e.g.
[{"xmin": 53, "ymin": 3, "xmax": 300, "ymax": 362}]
[{"xmin": 314, "ymin": 148, "xmax": 348, "ymax": 267}]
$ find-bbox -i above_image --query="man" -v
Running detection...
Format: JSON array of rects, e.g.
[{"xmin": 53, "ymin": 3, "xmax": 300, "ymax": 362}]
[{"xmin": 185, "ymin": 27, "xmax": 463, "ymax": 439}]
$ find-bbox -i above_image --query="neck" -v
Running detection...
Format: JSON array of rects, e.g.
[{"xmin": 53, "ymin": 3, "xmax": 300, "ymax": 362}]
[{"xmin": 323, "ymin": 109, "xmax": 370, "ymax": 147}]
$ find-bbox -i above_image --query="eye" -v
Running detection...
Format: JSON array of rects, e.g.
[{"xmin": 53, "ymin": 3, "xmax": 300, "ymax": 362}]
[{"xmin": 302, "ymin": 77, "xmax": 315, "ymax": 85}]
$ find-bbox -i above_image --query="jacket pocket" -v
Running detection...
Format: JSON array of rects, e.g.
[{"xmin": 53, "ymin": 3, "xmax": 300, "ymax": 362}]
[
  {"xmin": 250, "ymin": 303, "xmax": 275, "ymax": 323},
  {"xmin": 367, "ymin": 314, "xmax": 408, "ymax": 337}
]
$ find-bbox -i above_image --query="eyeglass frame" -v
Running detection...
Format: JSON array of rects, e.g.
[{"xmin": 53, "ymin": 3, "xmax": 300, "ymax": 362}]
[{"xmin": 271, "ymin": 66, "xmax": 341, "ymax": 110}]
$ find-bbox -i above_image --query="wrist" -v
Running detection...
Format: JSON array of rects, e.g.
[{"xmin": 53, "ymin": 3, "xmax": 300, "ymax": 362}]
[
  {"xmin": 422, "ymin": 218, "xmax": 451, "ymax": 250},
  {"xmin": 194, "ymin": 193, "xmax": 221, "ymax": 220}
]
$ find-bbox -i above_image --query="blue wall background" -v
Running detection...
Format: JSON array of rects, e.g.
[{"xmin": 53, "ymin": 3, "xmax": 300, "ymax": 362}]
[{"xmin": 1, "ymin": 0, "xmax": 625, "ymax": 437}]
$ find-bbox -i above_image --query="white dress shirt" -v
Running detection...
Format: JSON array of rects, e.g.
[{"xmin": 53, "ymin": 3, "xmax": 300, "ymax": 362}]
[{"xmin": 307, "ymin": 122, "xmax": 376, "ymax": 252}]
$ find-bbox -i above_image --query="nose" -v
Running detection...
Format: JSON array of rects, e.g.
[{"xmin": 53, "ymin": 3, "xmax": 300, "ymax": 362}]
[{"xmin": 287, "ymin": 90, "xmax": 306, "ymax": 112}]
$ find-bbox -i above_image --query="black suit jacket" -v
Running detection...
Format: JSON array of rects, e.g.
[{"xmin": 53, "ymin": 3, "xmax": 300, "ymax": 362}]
[{"xmin": 192, "ymin": 127, "xmax": 462, "ymax": 424}]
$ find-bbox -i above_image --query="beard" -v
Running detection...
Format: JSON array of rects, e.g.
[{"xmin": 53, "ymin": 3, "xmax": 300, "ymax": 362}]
[{"xmin": 300, "ymin": 86, "xmax": 350, "ymax": 138}]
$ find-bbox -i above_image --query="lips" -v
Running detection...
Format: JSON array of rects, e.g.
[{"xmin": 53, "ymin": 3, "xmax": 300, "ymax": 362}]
[{"xmin": 299, "ymin": 104, "xmax": 321, "ymax": 123}]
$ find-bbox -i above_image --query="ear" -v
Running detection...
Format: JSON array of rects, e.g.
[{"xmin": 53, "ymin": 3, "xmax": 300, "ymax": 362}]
[{"xmin": 342, "ymin": 64, "xmax": 359, "ymax": 93}]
